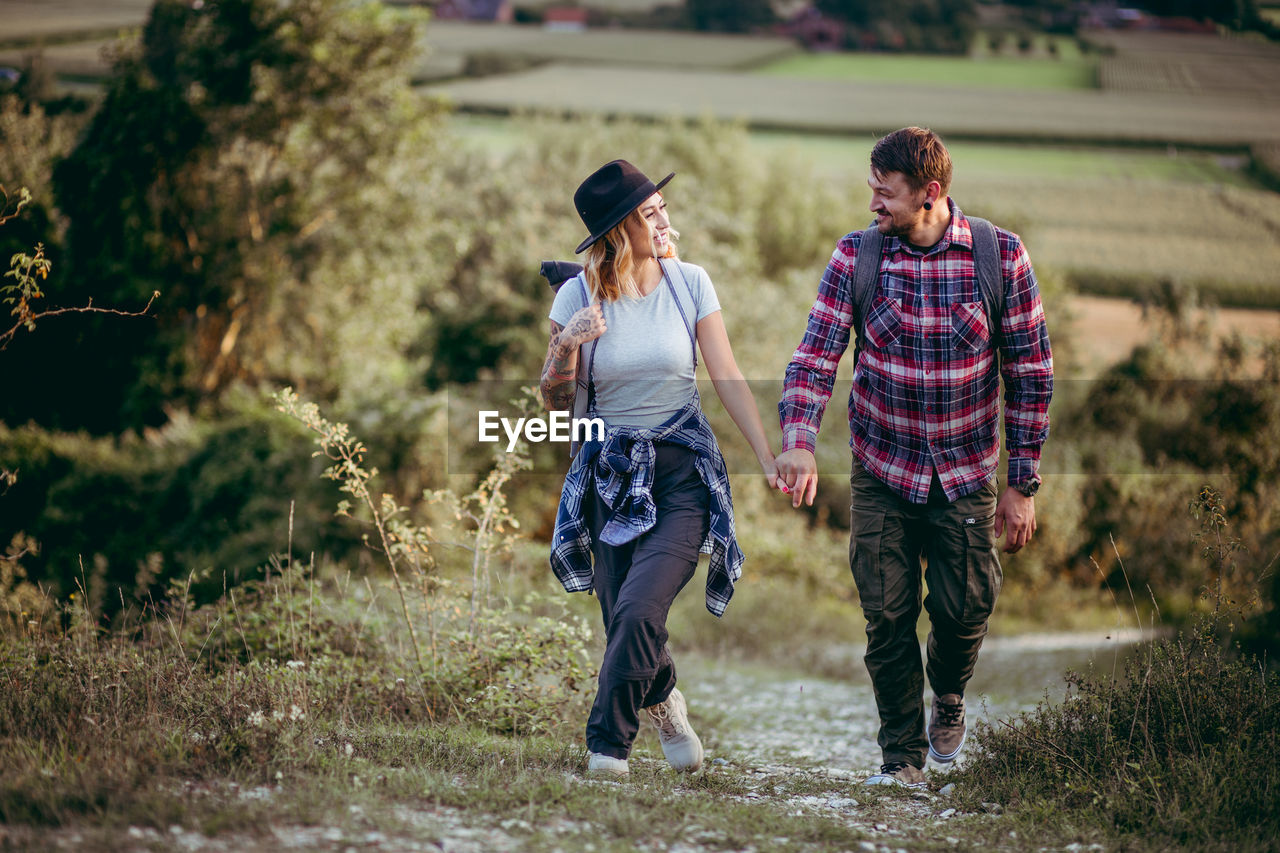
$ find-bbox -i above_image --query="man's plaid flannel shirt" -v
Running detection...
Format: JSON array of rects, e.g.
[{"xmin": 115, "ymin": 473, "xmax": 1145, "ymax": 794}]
[
  {"xmin": 550, "ymin": 395, "xmax": 744, "ymax": 617},
  {"xmin": 780, "ymin": 202, "xmax": 1053, "ymax": 504}
]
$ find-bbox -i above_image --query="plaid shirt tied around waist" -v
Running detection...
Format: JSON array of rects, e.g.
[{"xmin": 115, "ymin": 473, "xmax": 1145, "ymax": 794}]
[
  {"xmin": 780, "ymin": 203, "xmax": 1053, "ymax": 504},
  {"xmin": 550, "ymin": 396, "xmax": 744, "ymax": 617}
]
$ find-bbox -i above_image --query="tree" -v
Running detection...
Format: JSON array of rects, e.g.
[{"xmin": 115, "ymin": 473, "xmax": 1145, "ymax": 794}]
[
  {"xmin": 5, "ymin": 0, "xmax": 445, "ymax": 432},
  {"xmin": 816, "ymin": 0, "xmax": 977, "ymax": 53},
  {"xmin": 686, "ymin": 0, "xmax": 776, "ymax": 33}
]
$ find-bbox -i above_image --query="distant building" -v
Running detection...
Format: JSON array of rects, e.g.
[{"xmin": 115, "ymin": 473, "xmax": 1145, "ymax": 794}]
[
  {"xmin": 543, "ymin": 6, "xmax": 588, "ymax": 32},
  {"xmin": 432, "ymin": 0, "xmax": 514, "ymax": 23},
  {"xmin": 780, "ymin": 5, "xmax": 845, "ymax": 51}
]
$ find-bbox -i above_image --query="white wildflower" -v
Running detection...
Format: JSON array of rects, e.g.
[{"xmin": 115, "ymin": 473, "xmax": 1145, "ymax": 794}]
[
  {"xmin": 344, "ymin": 742, "xmax": 354, "ymax": 757},
  {"xmin": 286, "ymin": 660, "xmax": 306, "ymax": 670},
  {"xmin": 271, "ymin": 709, "xmax": 285, "ymax": 722},
  {"xmin": 289, "ymin": 704, "xmax": 305, "ymax": 721},
  {"xmin": 247, "ymin": 711, "xmax": 266, "ymax": 728}
]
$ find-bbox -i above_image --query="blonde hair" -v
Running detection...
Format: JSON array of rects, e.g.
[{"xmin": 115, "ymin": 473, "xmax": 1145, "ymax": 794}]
[{"xmin": 583, "ymin": 202, "xmax": 679, "ymax": 303}]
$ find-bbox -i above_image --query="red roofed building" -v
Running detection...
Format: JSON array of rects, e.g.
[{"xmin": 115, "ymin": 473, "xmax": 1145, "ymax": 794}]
[{"xmin": 544, "ymin": 6, "xmax": 588, "ymax": 31}]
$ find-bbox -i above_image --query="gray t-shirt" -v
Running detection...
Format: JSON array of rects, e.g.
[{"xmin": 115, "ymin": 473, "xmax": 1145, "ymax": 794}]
[{"xmin": 549, "ymin": 260, "xmax": 721, "ymax": 428}]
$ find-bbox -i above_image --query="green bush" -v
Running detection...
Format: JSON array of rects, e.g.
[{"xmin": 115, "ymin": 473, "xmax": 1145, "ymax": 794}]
[
  {"xmin": 0, "ymin": 397, "xmax": 357, "ymax": 608},
  {"xmin": 952, "ymin": 619, "xmax": 1280, "ymax": 850}
]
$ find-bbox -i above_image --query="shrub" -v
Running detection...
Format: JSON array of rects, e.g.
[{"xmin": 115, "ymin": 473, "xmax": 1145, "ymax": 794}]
[{"xmin": 951, "ymin": 619, "xmax": 1280, "ymax": 850}]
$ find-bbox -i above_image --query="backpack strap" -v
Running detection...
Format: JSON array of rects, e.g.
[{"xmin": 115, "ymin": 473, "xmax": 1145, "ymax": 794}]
[
  {"xmin": 658, "ymin": 258, "xmax": 699, "ymax": 368},
  {"xmin": 965, "ymin": 216, "xmax": 1004, "ymax": 347},
  {"xmin": 851, "ymin": 222, "xmax": 886, "ymax": 358},
  {"xmin": 570, "ymin": 274, "xmax": 596, "ymax": 456},
  {"xmin": 850, "ymin": 217, "xmax": 1004, "ymax": 355}
]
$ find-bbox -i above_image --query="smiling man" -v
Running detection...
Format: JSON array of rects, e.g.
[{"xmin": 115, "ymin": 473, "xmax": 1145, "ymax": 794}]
[{"xmin": 775, "ymin": 126, "xmax": 1054, "ymax": 789}]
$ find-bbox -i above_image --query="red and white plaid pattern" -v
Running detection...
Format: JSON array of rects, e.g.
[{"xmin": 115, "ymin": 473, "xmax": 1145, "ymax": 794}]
[{"xmin": 780, "ymin": 202, "xmax": 1053, "ymax": 504}]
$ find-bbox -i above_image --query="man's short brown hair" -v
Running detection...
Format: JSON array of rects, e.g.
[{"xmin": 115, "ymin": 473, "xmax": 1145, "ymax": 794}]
[{"xmin": 870, "ymin": 127, "xmax": 952, "ymax": 195}]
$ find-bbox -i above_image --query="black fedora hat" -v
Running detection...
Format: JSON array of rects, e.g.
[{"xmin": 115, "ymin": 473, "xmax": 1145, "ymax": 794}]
[{"xmin": 573, "ymin": 159, "xmax": 674, "ymax": 254}]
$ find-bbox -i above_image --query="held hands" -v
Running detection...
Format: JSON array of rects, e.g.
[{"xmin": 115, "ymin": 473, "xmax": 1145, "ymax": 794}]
[
  {"xmin": 559, "ymin": 303, "xmax": 606, "ymax": 349},
  {"xmin": 774, "ymin": 448, "xmax": 818, "ymax": 508},
  {"xmin": 760, "ymin": 455, "xmax": 780, "ymax": 492},
  {"xmin": 994, "ymin": 486, "xmax": 1037, "ymax": 553}
]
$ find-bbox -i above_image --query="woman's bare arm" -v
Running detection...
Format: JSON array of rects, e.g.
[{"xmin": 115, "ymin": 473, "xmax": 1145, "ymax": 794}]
[
  {"xmin": 539, "ymin": 304, "xmax": 606, "ymax": 411},
  {"xmin": 696, "ymin": 310, "xmax": 779, "ymax": 488},
  {"xmin": 540, "ymin": 321, "xmax": 577, "ymax": 411}
]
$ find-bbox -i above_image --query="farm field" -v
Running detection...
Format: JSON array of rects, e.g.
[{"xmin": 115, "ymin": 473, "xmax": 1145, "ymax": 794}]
[
  {"xmin": 0, "ymin": 0, "xmax": 150, "ymax": 43},
  {"xmin": 453, "ymin": 113, "xmax": 1280, "ymax": 316},
  {"xmin": 425, "ymin": 63, "xmax": 1280, "ymax": 147},
  {"xmin": 0, "ymin": 39, "xmax": 117, "ymax": 79},
  {"xmin": 416, "ymin": 21, "xmax": 798, "ymax": 71},
  {"xmin": 1088, "ymin": 30, "xmax": 1280, "ymax": 99},
  {"xmin": 0, "ymin": 20, "xmax": 799, "ymax": 82},
  {"xmin": 758, "ymin": 50, "xmax": 1098, "ymax": 91},
  {"xmin": 746, "ymin": 129, "xmax": 1258, "ymax": 186}
]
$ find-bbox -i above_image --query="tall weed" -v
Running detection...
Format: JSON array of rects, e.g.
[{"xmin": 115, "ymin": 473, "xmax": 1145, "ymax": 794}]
[{"xmin": 951, "ymin": 493, "xmax": 1280, "ymax": 851}]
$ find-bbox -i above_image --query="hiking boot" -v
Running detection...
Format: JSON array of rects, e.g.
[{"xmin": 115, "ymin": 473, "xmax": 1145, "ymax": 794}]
[
  {"xmin": 863, "ymin": 761, "xmax": 928, "ymax": 789},
  {"xmin": 928, "ymin": 693, "xmax": 967, "ymax": 764},
  {"xmin": 644, "ymin": 687, "xmax": 703, "ymax": 772},
  {"xmin": 586, "ymin": 751, "xmax": 629, "ymax": 779}
]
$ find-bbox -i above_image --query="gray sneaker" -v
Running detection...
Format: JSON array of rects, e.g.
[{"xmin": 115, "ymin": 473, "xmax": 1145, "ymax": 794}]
[
  {"xmin": 928, "ymin": 693, "xmax": 967, "ymax": 764},
  {"xmin": 586, "ymin": 751, "xmax": 629, "ymax": 779},
  {"xmin": 644, "ymin": 687, "xmax": 703, "ymax": 772},
  {"xmin": 864, "ymin": 761, "xmax": 928, "ymax": 789}
]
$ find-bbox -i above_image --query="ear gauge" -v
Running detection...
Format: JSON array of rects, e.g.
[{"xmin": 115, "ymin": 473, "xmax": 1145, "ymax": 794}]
[{"xmin": 923, "ymin": 201, "xmax": 933, "ymax": 211}]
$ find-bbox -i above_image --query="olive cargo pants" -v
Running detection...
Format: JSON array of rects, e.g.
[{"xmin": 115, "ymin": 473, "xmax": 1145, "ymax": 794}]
[{"xmin": 849, "ymin": 458, "xmax": 1002, "ymax": 768}]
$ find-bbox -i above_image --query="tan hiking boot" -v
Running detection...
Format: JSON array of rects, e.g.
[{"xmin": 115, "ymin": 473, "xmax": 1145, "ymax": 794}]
[
  {"xmin": 644, "ymin": 687, "xmax": 703, "ymax": 772},
  {"xmin": 863, "ymin": 761, "xmax": 928, "ymax": 789},
  {"xmin": 928, "ymin": 693, "xmax": 967, "ymax": 764}
]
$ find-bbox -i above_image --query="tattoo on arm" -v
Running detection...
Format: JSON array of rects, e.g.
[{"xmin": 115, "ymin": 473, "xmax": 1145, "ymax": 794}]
[
  {"xmin": 540, "ymin": 321, "xmax": 578, "ymax": 410},
  {"xmin": 561, "ymin": 313, "xmax": 595, "ymax": 342}
]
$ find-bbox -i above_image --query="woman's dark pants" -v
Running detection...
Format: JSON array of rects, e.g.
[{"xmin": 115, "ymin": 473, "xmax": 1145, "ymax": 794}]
[
  {"xmin": 584, "ymin": 444, "xmax": 710, "ymax": 760},
  {"xmin": 849, "ymin": 458, "xmax": 1002, "ymax": 769}
]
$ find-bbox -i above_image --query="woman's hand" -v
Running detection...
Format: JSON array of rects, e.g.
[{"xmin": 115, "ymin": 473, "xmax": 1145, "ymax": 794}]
[
  {"xmin": 760, "ymin": 455, "xmax": 781, "ymax": 491},
  {"xmin": 558, "ymin": 303, "xmax": 606, "ymax": 349}
]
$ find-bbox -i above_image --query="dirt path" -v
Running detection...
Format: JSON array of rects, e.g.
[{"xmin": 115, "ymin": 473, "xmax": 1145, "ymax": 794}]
[{"xmin": 683, "ymin": 630, "xmax": 1140, "ymax": 778}]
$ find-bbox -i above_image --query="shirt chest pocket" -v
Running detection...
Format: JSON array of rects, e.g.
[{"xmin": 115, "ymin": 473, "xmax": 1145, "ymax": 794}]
[
  {"xmin": 950, "ymin": 301, "xmax": 991, "ymax": 353},
  {"xmin": 865, "ymin": 296, "xmax": 902, "ymax": 350}
]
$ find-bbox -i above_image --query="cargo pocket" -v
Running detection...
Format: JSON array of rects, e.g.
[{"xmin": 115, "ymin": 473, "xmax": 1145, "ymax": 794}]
[
  {"xmin": 849, "ymin": 511, "xmax": 887, "ymax": 612},
  {"xmin": 962, "ymin": 517, "xmax": 1002, "ymax": 622},
  {"xmin": 951, "ymin": 301, "xmax": 991, "ymax": 353}
]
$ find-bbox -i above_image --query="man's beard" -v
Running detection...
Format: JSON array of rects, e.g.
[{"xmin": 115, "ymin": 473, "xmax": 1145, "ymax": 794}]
[{"xmin": 877, "ymin": 214, "xmax": 917, "ymax": 238}]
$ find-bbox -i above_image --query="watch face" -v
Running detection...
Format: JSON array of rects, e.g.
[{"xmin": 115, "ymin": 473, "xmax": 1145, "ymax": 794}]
[{"xmin": 1017, "ymin": 480, "xmax": 1040, "ymax": 497}]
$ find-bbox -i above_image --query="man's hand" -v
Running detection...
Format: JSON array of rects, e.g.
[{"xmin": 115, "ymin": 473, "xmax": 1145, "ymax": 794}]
[
  {"xmin": 994, "ymin": 487, "xmax": 1037, "ymax": 553},
  {"xmin": 774, "ymin": 448, "xmax": 818, "ymax": 508}
]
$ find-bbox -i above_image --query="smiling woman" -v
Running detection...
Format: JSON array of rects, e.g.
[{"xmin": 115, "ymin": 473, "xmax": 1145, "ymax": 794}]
[{"xmin": 538, "ymin": 158, "xmax": 781, "ymax": 780}]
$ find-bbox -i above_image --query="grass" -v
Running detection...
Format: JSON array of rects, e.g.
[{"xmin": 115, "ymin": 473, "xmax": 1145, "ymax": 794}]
[
  {"xmin": 757, "ymin": 51, "xmax": 1098, "ymax": 91},
  {"xmin": 949, "ymin": 620, "xmax": 1280, "ymax": 852},
  {"xmin": 0, "ymin": 567, "xmax": 976, "ymax": 852}
]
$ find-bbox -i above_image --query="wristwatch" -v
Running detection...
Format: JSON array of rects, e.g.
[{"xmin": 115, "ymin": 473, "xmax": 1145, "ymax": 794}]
[{"xmin": 1012, "ymin": 478, "xmax": 1040, "ymax": 498}]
